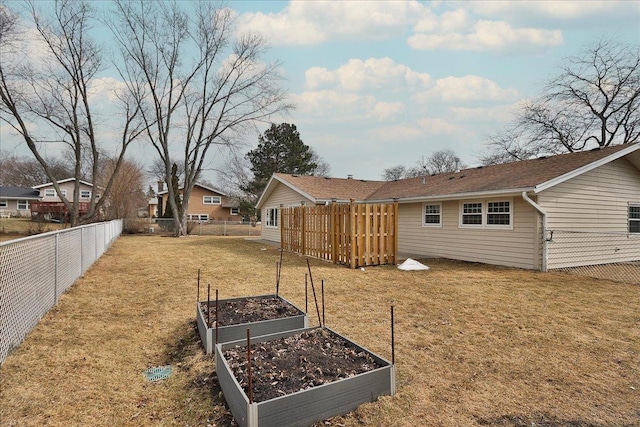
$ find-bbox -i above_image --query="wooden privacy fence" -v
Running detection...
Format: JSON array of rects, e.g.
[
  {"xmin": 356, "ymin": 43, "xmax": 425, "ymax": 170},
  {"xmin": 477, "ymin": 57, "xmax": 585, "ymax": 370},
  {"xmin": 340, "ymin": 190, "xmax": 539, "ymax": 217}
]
[{"xmin": 280, "ymin": 201, "xmax": 398, "ymax": 268}]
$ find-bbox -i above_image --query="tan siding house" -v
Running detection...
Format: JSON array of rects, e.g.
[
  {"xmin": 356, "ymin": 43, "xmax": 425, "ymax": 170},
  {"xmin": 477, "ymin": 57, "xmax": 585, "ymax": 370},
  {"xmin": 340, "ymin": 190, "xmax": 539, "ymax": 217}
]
[{"xmin": 256, "ymin": 144, "xmax": 640, "ymax": 271}]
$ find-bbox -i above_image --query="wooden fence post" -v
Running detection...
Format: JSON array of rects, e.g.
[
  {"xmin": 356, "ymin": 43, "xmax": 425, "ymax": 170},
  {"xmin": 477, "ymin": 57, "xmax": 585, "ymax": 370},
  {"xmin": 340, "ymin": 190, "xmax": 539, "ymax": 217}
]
[
  {"xmin": 349, "ymin": 199, "xmax": 356, "ymax": 269},
  {"xmin": 331, "ymin": 200, "xmax": 337, "ymax": 263},
  {"xmin": 393, "ymin": 199, "xmax": 399, "ymax": 265},
  {"xmin": 300, "ymin": 202, "xmax": 306, "ymax": 256}
]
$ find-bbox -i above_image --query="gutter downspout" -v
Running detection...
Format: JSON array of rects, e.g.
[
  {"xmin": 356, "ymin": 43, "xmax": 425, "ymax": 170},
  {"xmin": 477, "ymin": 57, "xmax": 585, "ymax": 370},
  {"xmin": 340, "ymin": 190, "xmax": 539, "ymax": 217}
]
[{"xmin": 522, "ymin": 191, "xmax": 548, "ymax": 272}]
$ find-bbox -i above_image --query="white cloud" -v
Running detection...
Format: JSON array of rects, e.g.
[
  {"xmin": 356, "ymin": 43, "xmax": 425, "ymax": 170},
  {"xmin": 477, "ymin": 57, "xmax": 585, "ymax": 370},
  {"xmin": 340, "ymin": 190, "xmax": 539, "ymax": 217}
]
[
  {"xmin": 468, "ymin": 1, "xmax": 639, "ymax": 22},
  {"xmin": 305, "ymin": 58, "xmax": 432, "ymax": 91},
  {"xmin": 291, "ymin": 90, "xmax": 404, "ymax": 122},
  {"xmin": 236, "ymin": 1, "xmax": 426, "ymax": 46},
  {"xmin": 414, "ymin": 75, "xmax": 519, "ymax": 103},
  {"xmin": 408, "ymin": 17, "xmax": 563, "ymax": 52}
]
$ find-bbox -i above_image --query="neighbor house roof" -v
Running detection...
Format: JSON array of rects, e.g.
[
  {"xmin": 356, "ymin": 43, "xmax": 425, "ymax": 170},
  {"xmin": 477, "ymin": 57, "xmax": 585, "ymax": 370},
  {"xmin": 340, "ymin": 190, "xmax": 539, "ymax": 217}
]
[
  {"xmin": 256, "ymin": 143, "xmax": 640, "ymax": 206},
  {"xmin": 0, "ymin": 186, "xmax": 42, "ymax": 200},
  {"xmin": 157, "ymin": 182, "xmax": 228, "ymax": 197},
  {"xmin": 32, "ymin": 177, "xmax": 94, "ymax": 189}
]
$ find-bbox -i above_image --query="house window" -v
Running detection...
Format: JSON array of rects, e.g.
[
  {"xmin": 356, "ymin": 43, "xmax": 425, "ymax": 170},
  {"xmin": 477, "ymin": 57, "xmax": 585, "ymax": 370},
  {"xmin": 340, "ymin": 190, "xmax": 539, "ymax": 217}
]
[
  {"xmin": 59, "ymin": 189, "xmax": 67, "ymax": 198},
  {"xmin": 265, "ymin": 207, "xmax": 278, "ymax": 228},
  {"xmin": 203, "ymin": 195, "xmax": 221, "ymax": 205},
  {"xmin": 17, "ymin": 200, "xmax": 29, "ymax": 210},
  {"xmin": 461, "ymin": 202, "xmax": 483, "ymax": 225},
  {"xmin": 487, "ymin": 201, "xmax": 511, "ymax": 226},
  {"xmin": 629, "ymin": 203, "xmax": 640, "ymax": 233},
  {"xmin": 0, "ymin": 200, "xmax": 7, "ymax": 208},
  {"xmin": 188, "ymin": 214, "xmax": 209, "ymax": 221},
  {"xmin": 44, "ymin": 189, "xmax": 56, "ymax": 197},
  {"xmin": 422, "ymin": 203, "xmax": 441, "ymax": 226},
  {"xmin": 230, "ymin": 207, "xmax": 239, "ymax": 215},
  {"xmin": 80, "ymin": 190, "xmax": 91, "ymax": 199}
]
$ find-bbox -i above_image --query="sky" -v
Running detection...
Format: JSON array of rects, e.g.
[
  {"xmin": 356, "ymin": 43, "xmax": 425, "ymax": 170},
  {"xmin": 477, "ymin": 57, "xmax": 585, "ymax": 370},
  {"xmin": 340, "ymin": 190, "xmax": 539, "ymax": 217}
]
[{"xmin": 1, "ymin": 0, "xmax": 639, "ymax": 183}]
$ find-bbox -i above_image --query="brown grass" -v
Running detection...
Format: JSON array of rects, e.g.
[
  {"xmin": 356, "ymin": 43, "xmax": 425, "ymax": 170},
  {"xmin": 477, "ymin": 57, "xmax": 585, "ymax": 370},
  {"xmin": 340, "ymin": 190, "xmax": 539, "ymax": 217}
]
[
  {"xmin": 0, "ymin": 218, "xmax": 67, "ymax": 242},
  {"xmin": 0, "ymin": 236, "xmax": 638, "ymax": 427}
]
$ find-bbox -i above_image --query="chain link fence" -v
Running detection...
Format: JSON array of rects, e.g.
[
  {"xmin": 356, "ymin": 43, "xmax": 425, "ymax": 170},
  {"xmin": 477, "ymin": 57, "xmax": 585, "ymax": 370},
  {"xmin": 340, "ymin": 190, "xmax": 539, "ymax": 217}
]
[
  {"xmin": 123, "ymin": 218, "xmax": 262, "ymax": 237},
  {"xmin": 0, "ymin": 220, "xmax": 122, "ymax": 365},
  {"xmin": 547, "ymin": 229, "xmax": 640, "ymax": 284}
]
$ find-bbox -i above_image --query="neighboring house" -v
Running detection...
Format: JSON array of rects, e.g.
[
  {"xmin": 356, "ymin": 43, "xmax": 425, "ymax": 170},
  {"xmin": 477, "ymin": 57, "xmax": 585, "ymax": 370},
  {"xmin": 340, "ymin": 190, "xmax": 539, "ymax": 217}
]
[
  {"xmin": 256, "ymin": 143, "xmax": 640, "ymax": 271},
  {"xmin": 147, "ymin": 197, "xmax": 159, "ymax": 218},
  {"xmin": 157, "ymin": 183, "xmax": 241, "ymax": 221},
  {"xmin": 0, "ymin": 186, "xmax": 42, "ymax": 217},
  {"xmin": 31, "ymin": 178, "xmax": 98, "ymax": 218}
]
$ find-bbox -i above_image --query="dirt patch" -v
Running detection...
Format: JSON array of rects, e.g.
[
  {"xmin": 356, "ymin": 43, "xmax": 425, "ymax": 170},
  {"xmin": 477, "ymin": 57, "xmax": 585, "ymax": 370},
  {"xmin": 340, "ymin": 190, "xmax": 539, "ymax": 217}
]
[
  {"xmin": 222, "ymin": 328, "xmax": 383, "ymax": 403},
  {"xmin": 200, "ymin": 296, "xmax": 302, "ymax": 326}
]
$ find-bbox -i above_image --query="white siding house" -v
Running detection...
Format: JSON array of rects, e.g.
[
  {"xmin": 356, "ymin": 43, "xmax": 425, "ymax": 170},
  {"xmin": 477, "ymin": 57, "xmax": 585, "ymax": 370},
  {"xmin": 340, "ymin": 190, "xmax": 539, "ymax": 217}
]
[{"xmin": 256, "ymin": 144, "xmax": 640, "ymax": 271}]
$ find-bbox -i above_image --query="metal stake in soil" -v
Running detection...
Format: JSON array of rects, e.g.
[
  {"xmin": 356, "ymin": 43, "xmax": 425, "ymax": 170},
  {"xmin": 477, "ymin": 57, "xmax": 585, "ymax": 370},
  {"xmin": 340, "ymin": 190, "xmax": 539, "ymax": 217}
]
[
  {"xmin": 215, "ymin": 289, "xmax": 219, "ymax": 344},
  {"xmin": 391, "ymin": 300, "xmax": 395, "ymax": 365},
  {"xmin": 306, "ymin": 258, "xmax": 322, "ymax": 326},
  {"xmin": 247, "ymin": 328, "xmax": 253, "ymax": 404},
  {"xmin": 321, "ymin": 279, "xmax": 325, "ymax": 327},
  {"xmin": 197, "ymin": 268, "xmax": 200, "ymax": 303},
  {"xmin": 305, "ymin": 273, "xmax": 308, "ymax": 313},
  {"xmin": 207, "ymin": 283, "xmax": 211, "ymax": 328}
]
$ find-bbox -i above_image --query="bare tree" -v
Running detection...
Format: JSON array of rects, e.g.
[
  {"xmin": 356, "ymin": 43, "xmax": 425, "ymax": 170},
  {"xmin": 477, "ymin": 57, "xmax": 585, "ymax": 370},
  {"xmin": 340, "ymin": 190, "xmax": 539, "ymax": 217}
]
[
  {"xmin": 382, "ymin": 149, "xmax": 467, "ymax": 180},
  {"xmin": 0, "ymin": 150, "xmax": 73, "ymax": 186},
  {"xmin": 100, "ymin": 157, "xmax": 147, "ymax": 220},
  {"xmin": 382, "ymin": 165, "xmax": 407, "ymax": 181},
  {"xmin": 108, "ymin": 0, "xmax": 291, "ymax": 236},
  {"xmin": 483, "ymin": 38, "xmax": 640, "ymax": 164},
  {"xmin": 0, "ymin": 0, "xmax": 143, "ymax": 225},
  {"xmin": 409, "ymin": 149, "xmax": 466, "ymax": 175}
]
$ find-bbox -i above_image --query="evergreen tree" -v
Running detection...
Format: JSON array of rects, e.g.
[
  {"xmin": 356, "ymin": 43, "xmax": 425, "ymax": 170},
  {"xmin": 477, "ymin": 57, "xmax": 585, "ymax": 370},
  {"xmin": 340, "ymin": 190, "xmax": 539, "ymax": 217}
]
[{"xmin": 242, "ymin": 123, "xmax": 319, "ymax": 201}]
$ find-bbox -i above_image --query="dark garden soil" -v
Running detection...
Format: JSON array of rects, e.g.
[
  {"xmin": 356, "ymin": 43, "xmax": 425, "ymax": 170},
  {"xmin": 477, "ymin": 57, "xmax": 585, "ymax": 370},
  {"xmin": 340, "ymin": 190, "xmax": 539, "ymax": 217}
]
[
  {"xmin": 200, "ymin": 296, "xmax": 303, "ymax": 327},
  {"xmin": 222, "ymin": 328, "xmax": 383, "ymax": 403}
]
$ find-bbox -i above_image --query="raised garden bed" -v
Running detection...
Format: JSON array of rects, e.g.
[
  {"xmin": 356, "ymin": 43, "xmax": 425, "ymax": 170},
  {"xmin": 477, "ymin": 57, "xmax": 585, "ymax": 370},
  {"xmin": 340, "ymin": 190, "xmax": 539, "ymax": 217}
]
[
  {"xmin": 216, "ymin": 327, "xmax": 396, "ymax": 427},
  {"xmin": 197, "ymin": 294, "xmax": 308, "ymax": 354}
]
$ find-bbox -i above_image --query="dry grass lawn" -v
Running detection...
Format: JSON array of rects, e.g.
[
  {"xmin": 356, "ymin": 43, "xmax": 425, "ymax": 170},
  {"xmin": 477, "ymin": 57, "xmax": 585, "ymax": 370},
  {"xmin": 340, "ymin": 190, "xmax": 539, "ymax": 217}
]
[
  {"xmin": 0, "ymin": 218, "xmax": 67, "ymax": 242},
  {"xmin": 0, "ymin": 236, "xmax": 638, "ymax": 426}
]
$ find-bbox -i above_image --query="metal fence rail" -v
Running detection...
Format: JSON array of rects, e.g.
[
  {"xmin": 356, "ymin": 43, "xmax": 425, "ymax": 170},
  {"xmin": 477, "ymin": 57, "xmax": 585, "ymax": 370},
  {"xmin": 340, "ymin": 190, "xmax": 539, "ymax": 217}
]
[
  {"xmin": 0, "ymin": 220, "xmax": 122, "ymax": 365},
  {"xmin": 547, "ymin": 229, "xmax": 640, "ymax": 284}
]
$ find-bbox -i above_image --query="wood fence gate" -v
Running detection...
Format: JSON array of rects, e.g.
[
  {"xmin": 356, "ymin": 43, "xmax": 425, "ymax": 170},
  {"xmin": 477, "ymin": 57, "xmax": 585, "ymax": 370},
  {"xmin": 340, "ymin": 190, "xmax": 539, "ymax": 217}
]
[{"xmin": 280, "ymin": 201, "xmax": 398, "ymax": 268}]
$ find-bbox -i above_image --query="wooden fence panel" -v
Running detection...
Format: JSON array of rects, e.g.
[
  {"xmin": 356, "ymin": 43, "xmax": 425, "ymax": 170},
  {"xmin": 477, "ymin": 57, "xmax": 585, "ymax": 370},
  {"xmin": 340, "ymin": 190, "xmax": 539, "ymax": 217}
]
[{"xmin": 281, "ymin": 202, "xmax": 397, "ymax": 268}]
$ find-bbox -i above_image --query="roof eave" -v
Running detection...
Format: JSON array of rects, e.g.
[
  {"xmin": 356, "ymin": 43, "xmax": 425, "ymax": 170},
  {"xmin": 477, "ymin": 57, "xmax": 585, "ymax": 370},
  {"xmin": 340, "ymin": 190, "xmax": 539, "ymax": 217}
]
[
  {"xmin": 366, "ymin": 187, "xmax": 535, "ymax": 204},
  {"xmin": 255, "ymin": 174, "xmax": 317, "ymax": 208},
  {"xmin": 534, "ymin": 143, "xmax": 640, "ymax": 193}
]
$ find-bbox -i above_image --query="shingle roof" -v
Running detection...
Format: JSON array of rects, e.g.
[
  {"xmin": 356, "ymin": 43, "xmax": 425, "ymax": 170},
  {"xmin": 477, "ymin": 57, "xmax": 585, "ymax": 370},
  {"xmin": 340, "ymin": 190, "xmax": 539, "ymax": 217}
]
[
  {"xmin": 266, "ymin": 143, "xmax": 639, "ymax": 204},
  {"xmin": 272, "ymin": 173, "xmax": 386, "ymax": 202},
  {"xmin": 0, "ymin": 186, "xmax": 42, "ymax": 199}
]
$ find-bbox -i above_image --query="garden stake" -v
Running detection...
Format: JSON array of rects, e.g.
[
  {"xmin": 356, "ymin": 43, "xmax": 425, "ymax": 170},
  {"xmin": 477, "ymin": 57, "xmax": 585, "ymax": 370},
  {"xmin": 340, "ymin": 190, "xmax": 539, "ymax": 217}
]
[
  {"xmin": 207, "ymin": 283, "xmax": 211, "ymax": 328},
  {"xmin": 305, "ymin": 274, "xmax": 308, "ymax": 313},
  {"xmin": 306, "ymin": 258, "xmax": 322, "ymax": 326},
  {"xmin": 391, "ymin": 300, "xmax": 395, "ymax": 365},
  {"xmin": 275, "ymin": 262, "xmax": 279, "ymax": 295},
  {"xmin": 247, "ymin": 328, "xmax": 253, "ymax": 404},
  {"xmin": 215, "ymin": 289, "xmax": 219, "ymax": 344},
  {"xmin": 277, "ymin": 246, "xmax": 284, "ymax": 295},
  {"xmin": 321, "ymin": 279, "xmax": 325, "ymax": 327},
  {"xmin": 197, "ymin": 268, "xmax": 200, "ymax": 303}
]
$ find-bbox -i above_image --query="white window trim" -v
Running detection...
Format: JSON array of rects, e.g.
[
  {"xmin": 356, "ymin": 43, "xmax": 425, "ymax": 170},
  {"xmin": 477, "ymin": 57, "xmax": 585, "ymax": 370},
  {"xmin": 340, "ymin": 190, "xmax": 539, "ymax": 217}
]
[
  {"xmin": 44, "ymin": 189, "xmax": 56, "ymax": 197},
  {"xmin": 80, "ymin": 190, "xmax": 92, "ymax": 199},
  {"xmin": 203, "ymin": 195, "xmax": 221, "ymax": 205},
  {"xmin": 230, "ymin": 207, "xmax": 239, "ymax": 215},
  {"xmin": 459, "ymin": 199, "xmax": 513, "ymax": 230},
  {"xmin": 0, "ymin": 199, "xmax": 7, "ymax": 208},
  {"xmin": 17, "ymin": 200, "xmax": 29, "ymax": 210},
  {"xmin": 629, "ymin": 202, "xmax": 640, "ymax": 233},
  {"xmin": 60, "ymin": 189, "xmax": 67, "ymax": 197},
  {"xmin": 265, "ymin": 207, "xmax": 279, "ymax": 228},
  {"xmin": 188, "ymin": 214, "xmax": 209, "ymax": 221},
  {"xmin": 422, "ymin": 202, "xmax": 442, "ymax": 227}
]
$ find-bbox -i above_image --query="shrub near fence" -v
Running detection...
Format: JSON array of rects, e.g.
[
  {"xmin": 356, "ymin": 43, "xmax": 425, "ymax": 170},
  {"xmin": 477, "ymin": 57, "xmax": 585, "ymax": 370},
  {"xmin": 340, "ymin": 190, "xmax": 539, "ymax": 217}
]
[{"xmin": 0, "ymin": 220, "xmax": 123, "ymax": 365}]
